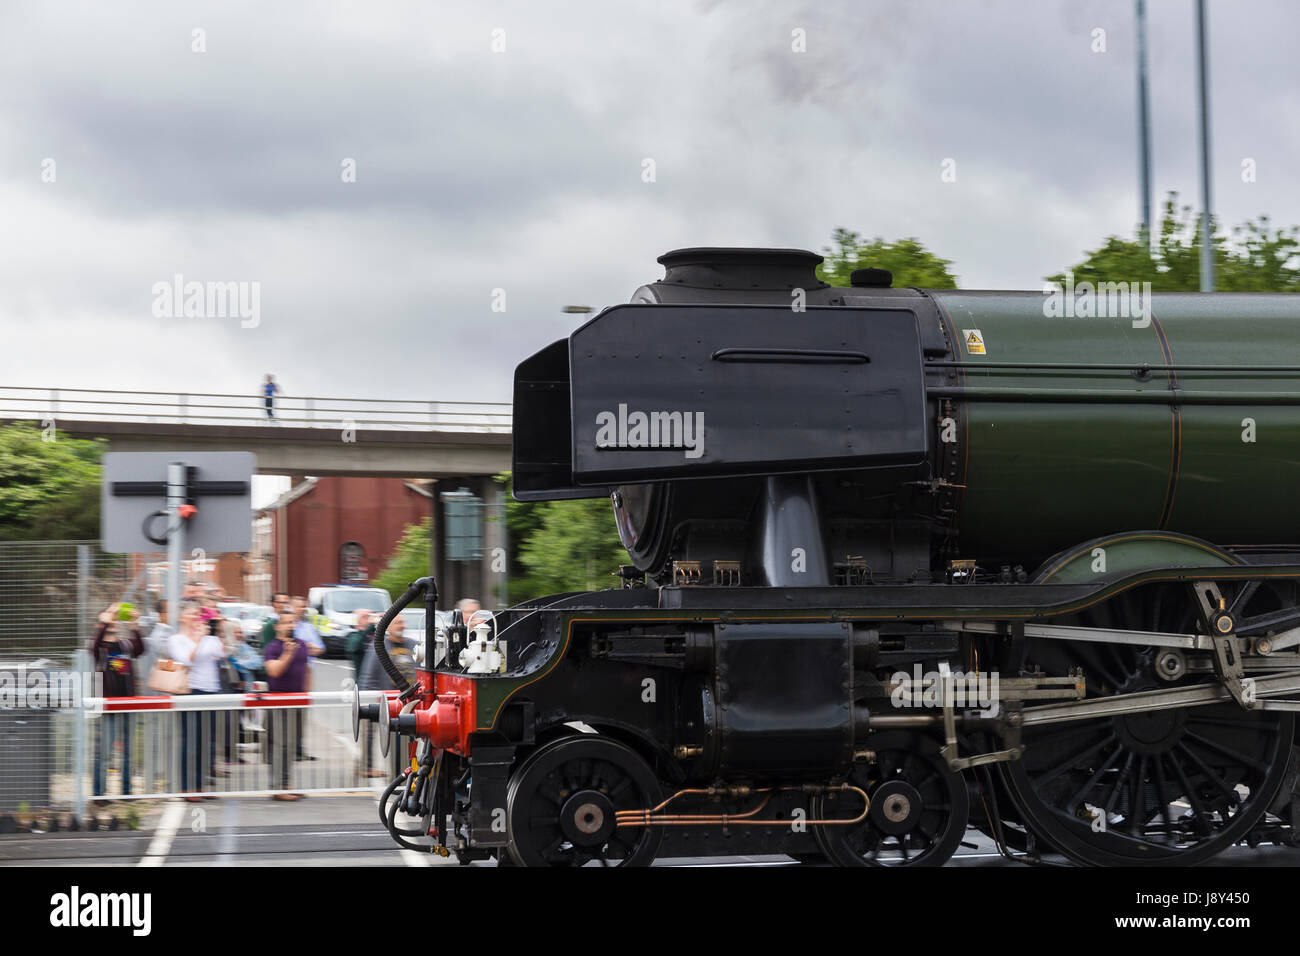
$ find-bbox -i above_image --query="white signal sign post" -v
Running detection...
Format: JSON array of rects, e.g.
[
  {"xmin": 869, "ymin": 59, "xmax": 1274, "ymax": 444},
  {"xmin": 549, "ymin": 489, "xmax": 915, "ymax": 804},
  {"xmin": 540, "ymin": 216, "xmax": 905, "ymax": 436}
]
[{"xmin": 102, "ymin": 452, "xmax": 254, "ymax": 626}]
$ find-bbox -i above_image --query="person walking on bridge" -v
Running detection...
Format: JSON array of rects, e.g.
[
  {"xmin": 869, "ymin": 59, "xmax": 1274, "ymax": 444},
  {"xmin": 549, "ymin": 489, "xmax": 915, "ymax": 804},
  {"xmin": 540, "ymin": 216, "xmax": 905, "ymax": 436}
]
[{"xmin": 262, "ymin": 374, "xmax": 280, "ymax": 421}]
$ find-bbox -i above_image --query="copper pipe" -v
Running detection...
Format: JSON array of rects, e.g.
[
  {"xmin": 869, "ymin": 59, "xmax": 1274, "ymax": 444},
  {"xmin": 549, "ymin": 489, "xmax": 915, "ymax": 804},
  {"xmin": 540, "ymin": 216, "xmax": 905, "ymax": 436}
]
[
  {"xmin": 615, "ymin": 785, "xmax": 870, "ymax": 828},
  {"xmin": 643, "ymin": 787, "xmax": 734, "ymax": 815},
  {"xmin": 617, "ymin": 792, "xmax": 773, "ymax": 825}
]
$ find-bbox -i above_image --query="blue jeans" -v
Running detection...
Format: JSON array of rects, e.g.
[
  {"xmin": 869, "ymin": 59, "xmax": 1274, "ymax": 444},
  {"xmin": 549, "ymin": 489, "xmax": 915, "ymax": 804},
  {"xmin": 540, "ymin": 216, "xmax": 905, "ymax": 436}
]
[{"xmin": 93, "ymin": 713, "xmax": 133, "ymax": 797}]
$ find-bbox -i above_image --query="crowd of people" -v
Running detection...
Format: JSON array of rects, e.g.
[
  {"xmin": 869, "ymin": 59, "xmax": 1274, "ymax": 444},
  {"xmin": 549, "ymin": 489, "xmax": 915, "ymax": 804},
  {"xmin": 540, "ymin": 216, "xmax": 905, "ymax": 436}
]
[{"xmin": 88, "ymin": 584, "xmax": 477, "ymax": 803}]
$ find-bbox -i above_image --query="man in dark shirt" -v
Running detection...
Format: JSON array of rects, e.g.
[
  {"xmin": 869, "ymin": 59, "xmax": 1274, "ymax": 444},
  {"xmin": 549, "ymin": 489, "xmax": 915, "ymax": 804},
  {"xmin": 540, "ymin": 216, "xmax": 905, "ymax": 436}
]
[
  {"xmin": 91, "ymin": 604, "xmax": 146, "ymax": 801},
  {"xmin": 358, "ymin": 615, "xmax": 415, "ymax": 778},
  {"xmin": 257, "ymin": 592, "xmax": 291, "ymax": 649},
  {"xmin": 344, "ymin": 609, "xmax": 375, "ymax": 678},
  {"xmin": 263, "ymin": 610, "xmax": 309, "ymax": 799}
]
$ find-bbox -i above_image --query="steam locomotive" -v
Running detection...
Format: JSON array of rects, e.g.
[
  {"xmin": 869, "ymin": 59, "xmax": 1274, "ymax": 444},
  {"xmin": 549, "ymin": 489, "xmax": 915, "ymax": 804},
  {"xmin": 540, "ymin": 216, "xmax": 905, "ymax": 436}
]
[{"xmin": 356, "ymin": 247, "xmax": 1300, "ymax": 866}]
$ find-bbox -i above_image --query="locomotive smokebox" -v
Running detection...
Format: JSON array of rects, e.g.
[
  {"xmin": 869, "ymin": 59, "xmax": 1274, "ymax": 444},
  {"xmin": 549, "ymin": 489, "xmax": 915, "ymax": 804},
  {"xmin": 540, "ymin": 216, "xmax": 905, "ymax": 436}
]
[
  {"xmin": 513, "ymin": 302, "xmax": 928, "ymax": 493},
  {"xmin": 513, "ymin": 246, "xmax": 939, "ymax": 585}
]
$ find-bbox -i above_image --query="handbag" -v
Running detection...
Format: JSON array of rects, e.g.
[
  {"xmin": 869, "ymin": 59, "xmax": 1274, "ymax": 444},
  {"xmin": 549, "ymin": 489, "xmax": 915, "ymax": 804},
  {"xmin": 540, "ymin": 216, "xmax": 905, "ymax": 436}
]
[
  {"xmin": 218, "ymin": 658, "xmax": 238, "ymax": 693},
  {"xmin": 147, "ymin": 658, "xmax": 190, "ymax": 695}
]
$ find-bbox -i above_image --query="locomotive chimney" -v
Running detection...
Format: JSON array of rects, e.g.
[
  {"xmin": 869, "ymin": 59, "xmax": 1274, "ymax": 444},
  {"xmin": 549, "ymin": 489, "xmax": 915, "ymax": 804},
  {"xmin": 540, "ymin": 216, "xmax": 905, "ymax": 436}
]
[{"xmin": 656, "ymin": 247, "xmax": 828, "ymax": 291}]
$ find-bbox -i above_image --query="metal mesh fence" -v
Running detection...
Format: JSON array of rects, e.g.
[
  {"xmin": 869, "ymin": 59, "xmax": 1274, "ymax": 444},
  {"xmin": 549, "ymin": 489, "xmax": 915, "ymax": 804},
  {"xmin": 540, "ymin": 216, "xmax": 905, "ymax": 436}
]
[
  {"xmin": 0, "ymin": 542, "xmax": 132, "ymax": 815},
  {"xmin": 0, "ymin": 542, "xmax": 408, "ymax": 816},
  {"xmin": 0, "ymin": 546, "xmax": 129, "ymax": 816},
  {"xmin": 0, "ymin": 541, "xmax": 134, "ymax": 667}
]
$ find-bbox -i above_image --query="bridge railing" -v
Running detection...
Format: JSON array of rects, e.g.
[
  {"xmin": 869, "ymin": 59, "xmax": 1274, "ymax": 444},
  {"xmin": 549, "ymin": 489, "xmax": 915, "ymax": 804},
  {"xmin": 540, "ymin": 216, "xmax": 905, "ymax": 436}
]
[{"xmin": 0, "ymin": 387, "xmax": 512, "ymax": 433}]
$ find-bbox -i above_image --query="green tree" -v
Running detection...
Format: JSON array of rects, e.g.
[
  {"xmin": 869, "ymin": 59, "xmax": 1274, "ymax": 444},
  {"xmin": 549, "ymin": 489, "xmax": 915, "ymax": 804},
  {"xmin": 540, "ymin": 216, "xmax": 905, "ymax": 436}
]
[
  {"xmin": 0, "ymin": 423, "xmax": 104, "ymax": 540},
  {"xmin": 515, "ymin": 497, "xmax": 626, "ymax": 598},
  {"xmin": 497, "ymin": 472, "xmax": 626, "ymax": 603},
  {"xmin": 1048, "ymin": 192, "xmax": 1300, "ymax": 292},
  {"xmin": 370, "ymin": 517, "xmax": 431, "ymax": 598},
  {"xmin": 372, "ymin": 479, "xmax": 628, "ymax": 607},
  {"xmin": 818, "ymin": 229, "xmax": 959, "ymax": 289}
]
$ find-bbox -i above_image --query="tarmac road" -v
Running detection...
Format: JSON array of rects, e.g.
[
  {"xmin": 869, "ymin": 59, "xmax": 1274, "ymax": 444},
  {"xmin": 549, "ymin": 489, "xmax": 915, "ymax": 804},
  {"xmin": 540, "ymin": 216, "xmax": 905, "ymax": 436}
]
[{"xmin": 2, "ymin": 791, "xmax": 1296, "ymax": 867}]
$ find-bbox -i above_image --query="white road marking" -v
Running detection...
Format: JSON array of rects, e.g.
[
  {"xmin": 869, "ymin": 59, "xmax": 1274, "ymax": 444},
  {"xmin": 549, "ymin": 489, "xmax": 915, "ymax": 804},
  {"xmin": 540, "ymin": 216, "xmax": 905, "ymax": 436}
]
[
  {"xmin": 215, "ymin": 799, "xmax": 240, "ymax": 866},
  {"xmin": 373, "ymin": 786, "xmax": 459, "ymax": 866},
  {"xmin": 137, "ymin": 799, "xmax": 185, "ymax": 867}
]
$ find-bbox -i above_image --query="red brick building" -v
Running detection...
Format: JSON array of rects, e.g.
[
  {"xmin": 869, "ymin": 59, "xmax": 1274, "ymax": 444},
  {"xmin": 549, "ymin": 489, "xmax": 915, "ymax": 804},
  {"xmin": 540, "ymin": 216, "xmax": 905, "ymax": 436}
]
[
  {"xmin": 255, "ymin": 477, "xmax": 432, "ymax": 600},
  {"xmin": 133, "ymin": 552, "xmax": 251, "ymax": 601}
]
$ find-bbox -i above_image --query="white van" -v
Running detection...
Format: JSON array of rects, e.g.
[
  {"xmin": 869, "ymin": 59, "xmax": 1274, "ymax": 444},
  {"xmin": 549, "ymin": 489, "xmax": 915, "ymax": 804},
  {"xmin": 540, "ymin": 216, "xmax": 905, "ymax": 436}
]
[{"xmin": 307, "ymin": 586, "xmax": 393, "ymax": 654}]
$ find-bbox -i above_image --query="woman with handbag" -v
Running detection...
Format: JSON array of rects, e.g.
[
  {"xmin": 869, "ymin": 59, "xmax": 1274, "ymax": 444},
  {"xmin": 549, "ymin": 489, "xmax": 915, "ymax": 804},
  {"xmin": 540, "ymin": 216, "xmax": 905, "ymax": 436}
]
[{"xmin": 168, "ymin": 602, "xmax": 225, "ymax": 801}]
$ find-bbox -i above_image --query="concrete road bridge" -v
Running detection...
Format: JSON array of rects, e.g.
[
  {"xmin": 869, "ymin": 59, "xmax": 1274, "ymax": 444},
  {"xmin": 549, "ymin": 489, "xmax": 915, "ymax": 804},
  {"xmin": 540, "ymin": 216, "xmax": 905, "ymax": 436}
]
[{"xmin": 0, "ymin": 386, "xmax": 512, "ymax": 477}]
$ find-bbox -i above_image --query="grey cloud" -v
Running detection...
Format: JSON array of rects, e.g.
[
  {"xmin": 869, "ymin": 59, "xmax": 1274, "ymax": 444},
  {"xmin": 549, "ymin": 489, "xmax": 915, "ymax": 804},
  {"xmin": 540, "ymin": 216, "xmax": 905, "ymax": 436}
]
[{"xmin": 2, "ymin": 0, "xmax": 1299, "ymax": 408}]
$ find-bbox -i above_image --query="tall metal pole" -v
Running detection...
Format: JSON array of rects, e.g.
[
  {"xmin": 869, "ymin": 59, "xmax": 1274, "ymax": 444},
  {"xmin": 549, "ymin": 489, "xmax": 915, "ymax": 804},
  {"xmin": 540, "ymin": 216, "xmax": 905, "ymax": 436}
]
[
  {"xmin": 1195, "ymin": 0, "xmax": 1215, "ymax": 291},
  {"xmin": 166, "ymin": 461, "xmax": 185, "ymax": 627},
  {"xmin": 1136, "ymin": 0, "xmax": 1153, "ymax": 247},
  {"xmin": 74, "ymin": 544, "xmax": 90, "ymax": 821}
]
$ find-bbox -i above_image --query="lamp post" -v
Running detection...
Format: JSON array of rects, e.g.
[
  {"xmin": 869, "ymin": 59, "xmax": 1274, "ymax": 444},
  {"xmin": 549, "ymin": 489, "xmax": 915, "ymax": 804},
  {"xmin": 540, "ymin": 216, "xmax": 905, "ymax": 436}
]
[
  {"xmin": 1195, "ymin": 0, "xmax": 1215, "ymax": 291},
  {"xmin": 1135, "ymin": 0, "xmax": 1153, "ymax": 248}
]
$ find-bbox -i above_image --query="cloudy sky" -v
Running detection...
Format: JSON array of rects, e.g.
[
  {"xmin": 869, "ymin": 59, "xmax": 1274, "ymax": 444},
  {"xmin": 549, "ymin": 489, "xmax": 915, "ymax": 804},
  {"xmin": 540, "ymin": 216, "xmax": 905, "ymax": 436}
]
[{"xmin": 2, "ymin": 0, "xmax": 1297, "ymax": 406}]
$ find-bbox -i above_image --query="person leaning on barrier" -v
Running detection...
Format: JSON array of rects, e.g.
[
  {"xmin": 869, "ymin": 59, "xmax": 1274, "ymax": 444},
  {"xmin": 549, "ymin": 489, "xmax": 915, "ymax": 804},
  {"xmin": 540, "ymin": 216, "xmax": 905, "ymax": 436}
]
[
  {"xmin": 290, "ymin": 596, "xmax": 324, "ymax": 758},
  {"xmin": 358, "ymin": 614, "xmax": 416, "ymax": 778},
  {"xmin": 345, "ymin": 608, "xmax": 375, "ymax": 677},
  {"xmin": 91, "ymin": 603, "xmax": 145, "ymax": 803},
  {"xmin": 263, "ymin": 609, "xmax": 309, "ymax": 800},
  {"xmin": 169, "ymin": 601, "xmax": 224, "ymax": 801},
  {"xmin": 141, "ymin": 599, "xmax": 174, "ymax": 687},
  {"xmin": 291, "ymin": 595, "xmax": 325, "ymax": 670}
]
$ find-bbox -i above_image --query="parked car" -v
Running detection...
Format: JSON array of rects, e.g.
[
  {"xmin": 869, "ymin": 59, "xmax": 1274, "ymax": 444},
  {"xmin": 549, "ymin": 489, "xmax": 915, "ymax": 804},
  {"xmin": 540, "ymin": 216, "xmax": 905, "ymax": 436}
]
[
  {"xmin": 217, "ymin": 602, "xmax": 272, "ymax": 643},
  {"xmin": 308, "ymin": 586, "xmax": 393, "ymax": 658},
  {"xmin": 241, "ymin": 605, "xmax": 274, "ymax": 643}
]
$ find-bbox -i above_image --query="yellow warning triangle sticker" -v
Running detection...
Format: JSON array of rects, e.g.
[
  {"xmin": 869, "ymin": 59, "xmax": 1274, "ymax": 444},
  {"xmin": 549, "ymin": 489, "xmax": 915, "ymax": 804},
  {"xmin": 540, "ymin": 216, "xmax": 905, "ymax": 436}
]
[{"xmin": 963, "ymin": 329, "xmax": 986, "ymax": 355}]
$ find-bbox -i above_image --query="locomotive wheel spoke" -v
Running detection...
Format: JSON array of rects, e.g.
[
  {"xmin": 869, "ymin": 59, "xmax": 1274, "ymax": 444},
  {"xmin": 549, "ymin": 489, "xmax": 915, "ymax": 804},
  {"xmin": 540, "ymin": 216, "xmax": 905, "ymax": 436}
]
[
  {"xmin": 1167, "ymin": 751, "xmax": 1212, "ymax": 836},
  {"xmin": 1152, "ymin": 755, "xmax": 1176, "ymax": 843},
  {"xmin": 1227, "ymin": 581, "xmax": 1260, "ymax": 618},
  {"xmin": 1037, "ymin": 734, "xmax": 1116, "ymax": 788},
  {"xmin": 1102, "ymin": 752, "xmax": 1136, "ymax": 815},
  {"xmin": 1175, "ymin": 743, "xmax": 1238, "ymax": 803},
  {"xmin": 1128, "ymin": 756, "xmax": 1148, "ymax": 835},
  {"xmin": 1063, "ymin": 748, "xmax": 1122, "ymax": 813},
  {"xmin": 1183, "ymin": 730, "xmax": 1268, "ymax": 773}
]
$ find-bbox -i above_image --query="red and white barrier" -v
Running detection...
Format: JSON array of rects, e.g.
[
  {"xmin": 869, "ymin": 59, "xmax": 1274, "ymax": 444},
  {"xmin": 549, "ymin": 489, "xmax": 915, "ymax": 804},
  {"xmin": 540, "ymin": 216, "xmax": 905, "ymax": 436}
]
[{"xmin": 83, "ymin": 689, "xmax": 401, "ymax": 713}]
